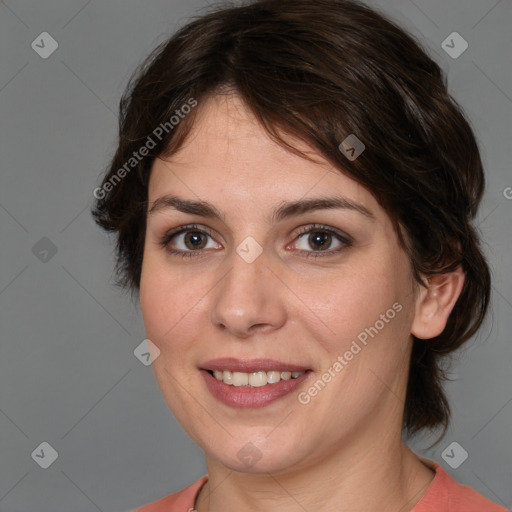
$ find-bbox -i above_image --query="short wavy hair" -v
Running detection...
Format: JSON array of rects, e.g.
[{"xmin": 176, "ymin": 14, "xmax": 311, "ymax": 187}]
[{"xmin": 92, "ymin": 0, "xmax": 491, "ymax": 437}]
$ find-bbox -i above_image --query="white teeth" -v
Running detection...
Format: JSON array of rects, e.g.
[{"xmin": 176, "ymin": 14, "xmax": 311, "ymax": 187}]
[
  {"xmin": 267, "ymin": 371, "xmax": 281, "ymax": 383},
  {"xmin": 223, "ymin": 370, "xmax": 234, "ymax": 385},
  {"xmin": 232, "ymin": 371, "xmax": 249, "ymax": 386},
  {"xmin": 249, "ymin": 371, "xmax": 267, "ymax": 387},
  {"xmin": 211, "ymin": 369, "xmax": 306, "ymax": 387}
]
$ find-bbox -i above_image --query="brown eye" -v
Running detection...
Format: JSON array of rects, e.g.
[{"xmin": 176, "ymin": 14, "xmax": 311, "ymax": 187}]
[
  {"xmin": 160, "ymin": 224, "xmax": 221, "ymax": 257},
  {"xmin": 292, "ymin": 224, "xmax": 352, "ymax": 259},
  {"xmin": 307, "ymin": 231, "xmax": 332, "ymax": 251},
  {"xmin": 183, "ymin": 231, "xmax": 208, "ymax": 250}
]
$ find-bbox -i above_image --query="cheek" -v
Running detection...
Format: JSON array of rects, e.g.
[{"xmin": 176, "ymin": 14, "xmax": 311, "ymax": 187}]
[
  {"xmin": 140, "ymin": 252, "xmax": 177, "ymax": 346},
  {"xmin": 139, "ymin": 252, "xmax": 205, "ymax": 355},
  {"xmin": 307, "ymin": 266, "xmax": 392, "ymax": 334},
  {"xmin": 305, "ymin": 253, "xmax": 414, "ymax": 366}
]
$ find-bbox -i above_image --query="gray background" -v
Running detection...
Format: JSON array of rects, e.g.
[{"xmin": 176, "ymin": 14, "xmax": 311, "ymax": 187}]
[{"xmin": 0, "ymin": 0, "xmax": 510, "ymax": 511}]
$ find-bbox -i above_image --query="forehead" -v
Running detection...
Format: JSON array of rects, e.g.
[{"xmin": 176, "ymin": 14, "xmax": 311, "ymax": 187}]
[
  {"xmin": 148, "ymin": 93, "xmax": 382, "ymax": 220},
  {"xmin": 156, "ymin": 93, "xmax": 325, "ymax": 177}
]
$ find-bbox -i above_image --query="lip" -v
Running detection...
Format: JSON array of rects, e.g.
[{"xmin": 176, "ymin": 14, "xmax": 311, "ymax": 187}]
[
  {"xmin": 200, "ymin": 357, "xmax": 311, "ymax": 373},
  {"xmin": 201, "ymin": 369, "xmax": 312, "ymax": 408}
]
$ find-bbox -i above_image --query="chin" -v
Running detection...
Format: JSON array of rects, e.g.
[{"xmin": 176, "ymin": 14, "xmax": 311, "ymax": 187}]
[{"xmin": 204, "ymin": 436, "xmax": 309, "ymax": 475}]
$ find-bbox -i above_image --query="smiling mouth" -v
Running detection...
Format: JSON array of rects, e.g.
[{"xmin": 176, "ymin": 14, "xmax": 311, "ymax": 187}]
[{"xmin": 207, "ymin": 369, "xmax": 309, "ymax": 387}]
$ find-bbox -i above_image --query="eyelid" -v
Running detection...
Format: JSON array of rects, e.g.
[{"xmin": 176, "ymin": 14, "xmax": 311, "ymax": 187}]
[
  {"xmin": 162, "ymin": 223, "xmax": 215, "ymax": 240},
  {"xmin": 292, "ymin": 223, "xmax": 353, "ymax": 244}
]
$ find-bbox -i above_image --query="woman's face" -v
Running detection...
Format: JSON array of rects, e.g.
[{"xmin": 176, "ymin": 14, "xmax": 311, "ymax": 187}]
[{"xmin": 140, "ymin": 93, "xmax": 420, "ymax": 474}]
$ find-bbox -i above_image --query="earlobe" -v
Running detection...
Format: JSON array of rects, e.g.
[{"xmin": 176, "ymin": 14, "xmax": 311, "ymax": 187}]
[{"xmin": 411, "ymin": 267, "xmax": 465, "ymax": 340}]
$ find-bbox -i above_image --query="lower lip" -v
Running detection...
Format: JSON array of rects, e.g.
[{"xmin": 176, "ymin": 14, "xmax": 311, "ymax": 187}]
[{"xmin": 201, "ymin": 370, "xmax": 312, "ymax": 408}]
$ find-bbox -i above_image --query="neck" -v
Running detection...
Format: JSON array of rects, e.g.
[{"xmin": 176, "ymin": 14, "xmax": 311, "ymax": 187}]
[{"xmin": 195, "ymin": 437, "xmax": 435, "ymax": 512}]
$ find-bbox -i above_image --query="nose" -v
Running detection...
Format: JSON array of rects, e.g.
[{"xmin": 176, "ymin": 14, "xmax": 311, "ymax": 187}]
[{"xmin": 209, "ymin": 245, "xmax": 287, "ymax": 338}]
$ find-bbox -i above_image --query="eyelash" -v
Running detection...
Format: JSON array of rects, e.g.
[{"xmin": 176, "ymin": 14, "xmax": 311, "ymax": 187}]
[{"xmin": 159, "ymin": 223, "xmax": 353, "ymax": 259}]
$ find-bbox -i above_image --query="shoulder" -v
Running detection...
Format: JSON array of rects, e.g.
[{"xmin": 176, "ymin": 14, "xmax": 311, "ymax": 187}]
[
  {"xmin": 413, "ymin": 460, "xmax": 508, "ymax": 512},
  {"xmin": 131, "ymin": 476, "xmax": 208, "ymax": 512}
]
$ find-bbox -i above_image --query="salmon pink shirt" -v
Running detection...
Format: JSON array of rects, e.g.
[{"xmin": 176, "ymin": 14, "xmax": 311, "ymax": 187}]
[{"xmin": 131, "ymin": 461, "xmax": 508, "ymax": 511}]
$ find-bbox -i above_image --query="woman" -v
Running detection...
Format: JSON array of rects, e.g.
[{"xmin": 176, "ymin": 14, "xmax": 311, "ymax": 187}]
[{"xmin": 92, "ymin": 0, "xmax": 507, "ymax": 510}]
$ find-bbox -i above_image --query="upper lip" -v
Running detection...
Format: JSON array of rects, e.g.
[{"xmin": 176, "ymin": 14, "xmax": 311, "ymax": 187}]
[{"xmin": 201, "ymin": 358, "xmax": 311, "ymax": 373}]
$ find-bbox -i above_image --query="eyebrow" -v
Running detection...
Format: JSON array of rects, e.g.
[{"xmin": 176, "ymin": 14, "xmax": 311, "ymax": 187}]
[{"xmin": 148, "ymin": 194, "xmax": 375, "ymax": 223}]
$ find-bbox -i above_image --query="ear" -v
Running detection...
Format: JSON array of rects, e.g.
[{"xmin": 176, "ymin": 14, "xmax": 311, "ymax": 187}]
[{"xmin": 411, "ymin": 267, "xmax": 465, "ymax": 340}]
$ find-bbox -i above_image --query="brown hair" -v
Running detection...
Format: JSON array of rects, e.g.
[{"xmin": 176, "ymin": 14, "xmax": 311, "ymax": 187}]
[{"xmin": 92, "ymin": 0, "xmax": 490, "ymax": 436}]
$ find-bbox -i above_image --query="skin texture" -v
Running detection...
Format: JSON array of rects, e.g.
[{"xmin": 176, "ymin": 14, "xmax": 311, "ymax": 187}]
[{"xmin": 139, "ymin": 93, "xmax": 465, "ymax": 512}]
